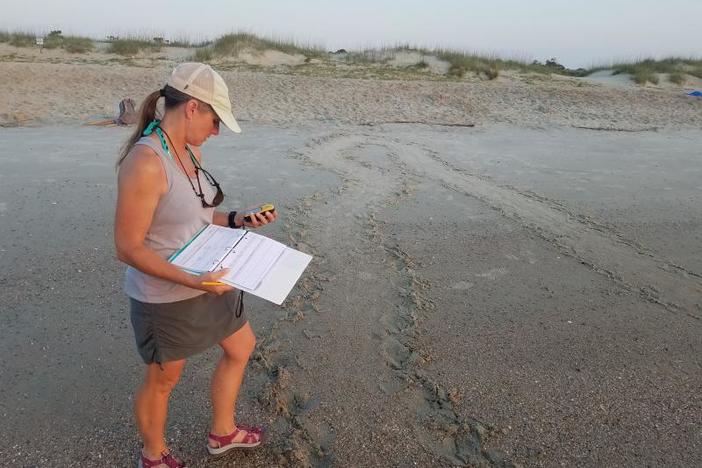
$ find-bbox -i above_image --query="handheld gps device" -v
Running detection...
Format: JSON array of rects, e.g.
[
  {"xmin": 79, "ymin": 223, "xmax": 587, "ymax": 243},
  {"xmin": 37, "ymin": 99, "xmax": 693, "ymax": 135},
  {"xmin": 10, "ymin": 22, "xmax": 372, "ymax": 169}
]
[{"xmin": 243, "ymin": 203, "xmax": 276, "ymax": 222}]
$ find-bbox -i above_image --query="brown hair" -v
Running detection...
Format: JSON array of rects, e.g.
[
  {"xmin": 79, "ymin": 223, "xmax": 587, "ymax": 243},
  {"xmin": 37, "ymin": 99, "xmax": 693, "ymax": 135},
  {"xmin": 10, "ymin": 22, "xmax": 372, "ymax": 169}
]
[{"xmin": 116, "ymin": 85, "xmax": 194, "ymax": 167}]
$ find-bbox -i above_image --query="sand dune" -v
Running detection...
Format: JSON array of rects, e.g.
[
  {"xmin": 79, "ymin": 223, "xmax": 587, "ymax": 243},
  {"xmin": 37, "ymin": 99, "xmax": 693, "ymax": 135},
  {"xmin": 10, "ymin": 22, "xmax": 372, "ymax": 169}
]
[{"xmin": 1, "ymin": 45, "xmax": 700, "ymax": 130}]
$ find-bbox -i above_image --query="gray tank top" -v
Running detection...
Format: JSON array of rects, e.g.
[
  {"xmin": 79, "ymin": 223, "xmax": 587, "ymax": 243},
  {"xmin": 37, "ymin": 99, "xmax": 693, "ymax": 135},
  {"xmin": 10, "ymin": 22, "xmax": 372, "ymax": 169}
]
[{"xmin": 124, "ymin": 136, "xmax": 216, "ymax": 303}]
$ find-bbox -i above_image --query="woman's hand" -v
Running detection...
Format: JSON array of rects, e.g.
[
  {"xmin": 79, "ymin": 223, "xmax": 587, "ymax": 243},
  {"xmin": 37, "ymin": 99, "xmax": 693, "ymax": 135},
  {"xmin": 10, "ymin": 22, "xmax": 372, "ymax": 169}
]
[
  {"xmin": 195, "ymin": 269, "xmax": 236, "ymax": 295},
  {"xmin": 235, "ymin": 206, "xmax": 278, "ymax": 229}
]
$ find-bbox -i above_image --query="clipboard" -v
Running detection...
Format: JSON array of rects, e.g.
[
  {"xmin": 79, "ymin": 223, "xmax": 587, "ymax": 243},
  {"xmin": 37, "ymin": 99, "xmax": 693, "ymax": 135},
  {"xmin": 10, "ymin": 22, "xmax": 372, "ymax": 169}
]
[{"xmin": 168, "ymin": 224, "xmax": 312, "ymax": 305}]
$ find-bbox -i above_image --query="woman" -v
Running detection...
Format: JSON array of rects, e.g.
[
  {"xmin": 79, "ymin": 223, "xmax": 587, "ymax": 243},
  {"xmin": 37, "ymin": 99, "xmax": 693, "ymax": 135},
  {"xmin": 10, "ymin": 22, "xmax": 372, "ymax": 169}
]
[{"xmin": 114, "ymin": 63, "xmax": 276, "ymax": 468}]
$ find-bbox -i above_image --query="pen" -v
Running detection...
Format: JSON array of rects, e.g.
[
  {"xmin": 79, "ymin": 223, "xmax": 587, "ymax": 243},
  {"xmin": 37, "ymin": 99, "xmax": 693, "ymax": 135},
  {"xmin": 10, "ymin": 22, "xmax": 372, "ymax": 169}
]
[{"xmin": 201, "ymin": 281, "xmax": 225, "ymax": 286}]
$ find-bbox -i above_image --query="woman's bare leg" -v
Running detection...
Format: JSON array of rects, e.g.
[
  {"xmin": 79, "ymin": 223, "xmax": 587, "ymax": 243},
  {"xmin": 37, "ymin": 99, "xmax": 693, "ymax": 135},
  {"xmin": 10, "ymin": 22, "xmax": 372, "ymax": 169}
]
[
  {"xmin": 210, "ymin": 322, "xmax": 256, "ymax": 438},
  {"xmin": 134, "ymin": 359, "xmax": 186, "ymax": 458}
]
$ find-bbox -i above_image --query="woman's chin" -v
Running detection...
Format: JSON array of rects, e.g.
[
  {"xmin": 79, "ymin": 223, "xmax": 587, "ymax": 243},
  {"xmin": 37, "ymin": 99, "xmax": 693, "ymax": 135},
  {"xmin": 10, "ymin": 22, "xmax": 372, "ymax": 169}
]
[{"xmin": 189, "ymin": 137, "xmax": 207, "ymax": 147}]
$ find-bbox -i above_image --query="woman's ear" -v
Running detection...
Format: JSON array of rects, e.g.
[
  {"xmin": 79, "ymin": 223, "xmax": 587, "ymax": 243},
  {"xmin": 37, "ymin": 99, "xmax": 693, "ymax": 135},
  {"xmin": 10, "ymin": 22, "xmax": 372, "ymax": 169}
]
[{"xmin": 184, "ymin": 99, "xmax": 199, "ymax": 121}]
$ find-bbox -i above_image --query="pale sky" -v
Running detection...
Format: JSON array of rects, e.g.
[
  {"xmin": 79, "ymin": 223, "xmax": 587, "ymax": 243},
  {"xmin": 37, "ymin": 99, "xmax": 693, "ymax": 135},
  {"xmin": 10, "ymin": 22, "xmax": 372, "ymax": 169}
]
[{"xmin": 2, "ymin": 0, "xmax": 700, "ymax": 68}]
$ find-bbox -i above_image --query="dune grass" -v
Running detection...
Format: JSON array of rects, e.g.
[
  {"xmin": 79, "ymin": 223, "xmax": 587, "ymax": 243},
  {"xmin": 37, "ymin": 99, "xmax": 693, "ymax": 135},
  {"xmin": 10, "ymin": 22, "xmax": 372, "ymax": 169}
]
[
  {"xmin": 436, "ymin": 50, "xmax": 503, "ymax": 79},
  {"xmin": 194, "ymin": 47, "xmax": 214, "ymax": 62},
  {"xmin": 0, "ymin": 30, "xmax": 93, "ymax": 53},
  {"xmin": 42, "ymin": 31, "xmax": 64, "ymax": 49},
  {"xmin": 107, "ymin": 37, "xmax": 162, "ymax": 56},
  {"xmin": 194, "ymin": 32, "xmax": 325, "ymax": 62},
  {"xmin": 342, "ymin": 45, "xmax": 588, "ymax": 80},
  {"xmin": 631, "ymin": 68, "xmax": 659, "ymax": 85},
  {"xmin": 8, "ymin": 32, "xmax": 36, "ymax": 47},
  {"xmin": 63, "ymin": 36, "xmax": 93, "ymax": 53},
  {"xmin": 105, "ymin": 33, "xmax": 211, "ymax": 53},
  {"xmin": 602, "ymin": 58, "xmax": 702, "ymax": 84},
  {"xmin": 43, "ymin": 32, "xmax": 93, "ymax": 53},
  {"xmin": 167, "ymin": 35, "xmax": 212, "ymax": 48},
  {"xmin": 340, "ymin": 48, "xmax": 702, "ymax": 85},
  {"xmin": 2, "ymin": 28, "xmax": 699, "ymax": 86},
  {"xmin": 189, "ymin": 33, "xmax": 702, "ymax": 86},
  {"xmin": 342, "ymin": 46, "xmax": 508, "ymax": 80},
  {"xmin": 668, "ymin": 71, "xmax": 685, "ymax": 85},
  {"xmin": 340, "ymin": 48, "xmax": 388, "ymax": 65}
]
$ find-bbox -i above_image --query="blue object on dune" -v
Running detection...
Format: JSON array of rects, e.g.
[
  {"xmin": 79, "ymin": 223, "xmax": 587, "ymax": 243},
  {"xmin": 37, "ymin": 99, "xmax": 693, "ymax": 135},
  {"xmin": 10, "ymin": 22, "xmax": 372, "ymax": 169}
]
[{"xmin": 687, "ymin": 90, "xmax": 702, "ymax": 96}]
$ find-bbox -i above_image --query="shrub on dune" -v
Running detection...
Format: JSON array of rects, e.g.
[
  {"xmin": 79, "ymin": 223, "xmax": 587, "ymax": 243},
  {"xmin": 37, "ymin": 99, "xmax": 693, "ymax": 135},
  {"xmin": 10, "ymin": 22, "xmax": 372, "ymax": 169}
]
[
  {"xmin": 194, "ymin": 47, "xmax": 214, "ymax": 62},
  {"xmin": 63, "ymin": 36, "xmax": 93, "ymax": 54},
  {"xmin": 210, "ymin": 32, "xmax": 323, "ymax": 58},
  {"xmin": 9, "ymin": 32, "xmax": 35, "ymax": 47},
  {"xmin": 631, "ymin": 68, "xmax": 659, "ymax": 85},
  {"xmin": 108, "ymin": 38, "xmax": 161, "ymax": 56}
]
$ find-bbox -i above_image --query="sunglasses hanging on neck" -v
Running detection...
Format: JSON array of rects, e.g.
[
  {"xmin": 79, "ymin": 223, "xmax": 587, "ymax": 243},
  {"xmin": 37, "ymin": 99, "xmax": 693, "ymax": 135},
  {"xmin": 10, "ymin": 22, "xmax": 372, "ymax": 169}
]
[
  {"xmin": 186, "ymin": 149, "xmax": 224, "ymax": 208},
  {"xmin": 147, "ymin": 121, "xmax": 224, "ymax": 208}
]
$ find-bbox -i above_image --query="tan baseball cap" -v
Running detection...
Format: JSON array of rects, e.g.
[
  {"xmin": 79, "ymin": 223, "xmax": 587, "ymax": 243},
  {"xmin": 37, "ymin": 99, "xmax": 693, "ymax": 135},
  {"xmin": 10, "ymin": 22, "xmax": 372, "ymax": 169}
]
[{"xmin": 166, "ymin": 62, "xmax": 241, "ymax": 133}]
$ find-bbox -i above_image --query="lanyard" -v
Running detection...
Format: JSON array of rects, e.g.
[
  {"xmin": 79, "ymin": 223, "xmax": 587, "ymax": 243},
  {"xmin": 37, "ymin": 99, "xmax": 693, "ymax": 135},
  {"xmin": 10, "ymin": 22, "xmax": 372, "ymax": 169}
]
[{"xmin": 143, "ymin": 119, "xmax": 198, "ymax": 166}]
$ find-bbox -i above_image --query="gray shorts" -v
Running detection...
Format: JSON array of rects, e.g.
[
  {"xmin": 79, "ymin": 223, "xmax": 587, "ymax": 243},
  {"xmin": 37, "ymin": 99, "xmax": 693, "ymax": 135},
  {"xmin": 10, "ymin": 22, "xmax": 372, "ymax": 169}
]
[{"xmin": 129, "ymin": 290, "xmax": 247, "ymax": 365}]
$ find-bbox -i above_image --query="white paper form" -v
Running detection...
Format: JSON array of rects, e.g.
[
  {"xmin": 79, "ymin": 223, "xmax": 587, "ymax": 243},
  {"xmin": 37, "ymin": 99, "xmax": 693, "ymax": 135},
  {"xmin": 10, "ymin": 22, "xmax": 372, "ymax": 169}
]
[
  {"xmin": 170, "ymin": 226, "xmax": 246, "ymax": 273},
  {"xmin": 169, "ymin": 224, "xmax": 312, "ymax": 305},
  {"xmin": 219, "ymin": 232, "xmax": 286, "ymax": 290}
]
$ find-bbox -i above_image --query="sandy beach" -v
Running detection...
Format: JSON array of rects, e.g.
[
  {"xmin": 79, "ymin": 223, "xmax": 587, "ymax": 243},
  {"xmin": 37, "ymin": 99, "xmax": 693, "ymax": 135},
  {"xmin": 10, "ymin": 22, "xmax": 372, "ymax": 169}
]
[{"xmin": 0, "ymin": 47, "xmax": 701, "ymax": 467}]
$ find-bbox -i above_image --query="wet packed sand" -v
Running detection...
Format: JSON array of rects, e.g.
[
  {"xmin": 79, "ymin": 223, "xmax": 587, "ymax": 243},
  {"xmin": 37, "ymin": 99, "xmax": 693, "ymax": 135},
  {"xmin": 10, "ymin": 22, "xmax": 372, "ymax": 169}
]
[{"xmin": 0, "ymin": 124, "xmax": 700, "ymax": 467}]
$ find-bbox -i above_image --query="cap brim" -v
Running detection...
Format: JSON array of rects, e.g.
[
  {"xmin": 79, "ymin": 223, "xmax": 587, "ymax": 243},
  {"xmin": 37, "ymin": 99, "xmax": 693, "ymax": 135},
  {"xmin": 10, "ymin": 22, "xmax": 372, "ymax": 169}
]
[{"xmin": 212, "ymin": 105, "xmax": 241, "ymax": 133}]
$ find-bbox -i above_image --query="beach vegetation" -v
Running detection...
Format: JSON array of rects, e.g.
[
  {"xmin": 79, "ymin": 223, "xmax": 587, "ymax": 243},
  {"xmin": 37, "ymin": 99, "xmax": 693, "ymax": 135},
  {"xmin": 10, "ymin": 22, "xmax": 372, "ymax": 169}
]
[
  {"xmin": 340, "ymin": 44, "xmax": 508, "ymax": 80},
  {"xmin": 631, "ymin": 69, "xmax": 659, "ymax": 85},
  {"xmin": 437, "ymin": 50, "xmax": 505, "ymax": 79},
  {"xmin": 107, "ymin": 37, "xmax": 162, "ymax": 56},
  {"xmin": 529, "ymin": 58, "xmax": 587, "ymax": 76},
  {"xmin": 593, "ymin": 57, "xmax": 702, "ymax": 84},
  {"xmin": 0, "ymin": 29, "xmax": 93, "ymax": 53},
  {"xmin": 194, "ymin": 47, "xmax": 214, "ymax": 62},
  {"xmin": 63, "ymin": 36, "xmax": 94, "ymax": 53},
  {"xmin": 168, "ymin": 34, "xmax": 212, "ymax": 48},
  {"xmin": 103, "ymin": 33, "xmax": 209, "ymax": 49},
  {"xmin": 481, "ymin": 64, "xmax": 500, "ymax": 80},
  {"xmin": 668, "ymin": 71, "xmax": 685, "ymax": 85},
  {"xmin": 41, "ymin": 37, "xmax": 58, "ymax": 48},
  {"xmin": 543, "ymin": 57, "xmax": 566, "ymax": 72},
  {"xmin": 3, "ymin": 27, "xmax": 699, "ymax": 87},
  {"xmin": 447, "ymin": 64, "xmax": 466, "ymax": 78},
  {"xmin": 209, "ymin": 32, "xmax": 325, "ymax": 58},
  {"xmin": 40, "ymin": 31, "xmax": 93, "ymax": 53},
  {"xmin": 342, "ymin": 48, "xmax": 389, "ymax": 64},
  {"xmin": 8, "ymin": 32, "xmax": 35, "ymax": 47},
  {"xmin": 43, "ymin": 30, "xmax": 63, "ymax": 49}
]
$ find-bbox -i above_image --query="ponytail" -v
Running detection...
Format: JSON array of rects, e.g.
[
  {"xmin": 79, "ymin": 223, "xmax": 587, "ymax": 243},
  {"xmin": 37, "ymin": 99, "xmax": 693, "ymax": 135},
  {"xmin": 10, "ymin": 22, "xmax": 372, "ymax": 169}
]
[{"xmin": 116, "ymin": 85, "xmax": 197, "ymax": 168}]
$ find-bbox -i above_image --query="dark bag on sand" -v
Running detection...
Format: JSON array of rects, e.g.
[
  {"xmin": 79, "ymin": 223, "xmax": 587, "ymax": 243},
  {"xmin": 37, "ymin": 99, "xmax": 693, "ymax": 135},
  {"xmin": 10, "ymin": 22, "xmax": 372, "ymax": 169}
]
[{"xmin": 116, "ymin": 98, "xmax": 137, "ymax": 126}]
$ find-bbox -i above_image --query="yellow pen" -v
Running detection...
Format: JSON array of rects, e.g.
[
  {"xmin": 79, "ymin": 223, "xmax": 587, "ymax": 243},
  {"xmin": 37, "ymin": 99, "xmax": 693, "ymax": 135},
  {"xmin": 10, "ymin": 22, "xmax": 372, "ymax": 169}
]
[{"xmin": 201, "ymin": 281, "xmax": 225, "ymax": 286}]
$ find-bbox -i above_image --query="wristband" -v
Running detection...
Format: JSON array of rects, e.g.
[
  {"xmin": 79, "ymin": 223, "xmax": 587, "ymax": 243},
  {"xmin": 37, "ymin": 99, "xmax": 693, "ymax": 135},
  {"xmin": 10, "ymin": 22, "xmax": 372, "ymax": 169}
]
[{"xmin": 228, "ymin": 210, "xmax": 238, "ymax": 229}]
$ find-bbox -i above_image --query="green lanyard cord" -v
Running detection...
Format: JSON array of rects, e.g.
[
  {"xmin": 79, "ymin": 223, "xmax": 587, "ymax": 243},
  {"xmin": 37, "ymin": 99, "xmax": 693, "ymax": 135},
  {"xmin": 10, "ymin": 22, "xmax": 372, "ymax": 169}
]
[{"xmin": 143, "ymin": 119, "xmax": 198, "ymax": 166}]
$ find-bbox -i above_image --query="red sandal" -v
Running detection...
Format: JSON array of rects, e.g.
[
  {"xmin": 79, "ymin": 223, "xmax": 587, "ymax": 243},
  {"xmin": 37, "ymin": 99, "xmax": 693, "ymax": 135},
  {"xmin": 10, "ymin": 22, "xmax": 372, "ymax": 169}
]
[
  {"xmin": 207, "ymin": 425, "xmax": 264, "ymax": 455},
  {"xmin": 138, "ymin": 449, "xmax": 186, "ymax": 468}
]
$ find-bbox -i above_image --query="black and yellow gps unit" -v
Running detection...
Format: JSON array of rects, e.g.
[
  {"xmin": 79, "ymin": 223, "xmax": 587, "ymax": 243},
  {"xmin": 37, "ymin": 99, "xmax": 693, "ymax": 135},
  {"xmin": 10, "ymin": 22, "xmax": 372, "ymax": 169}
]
[{"xmin": 243, "ymin": 203, "xmax": 276, "ymax": 223}]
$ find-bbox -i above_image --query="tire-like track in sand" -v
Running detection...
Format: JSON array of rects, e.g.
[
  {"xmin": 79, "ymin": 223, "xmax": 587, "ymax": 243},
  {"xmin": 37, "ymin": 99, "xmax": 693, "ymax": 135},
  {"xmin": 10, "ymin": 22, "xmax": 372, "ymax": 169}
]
[{"xmin": 252, "ymin": 129, "xmax": 701, "ymax": 467}]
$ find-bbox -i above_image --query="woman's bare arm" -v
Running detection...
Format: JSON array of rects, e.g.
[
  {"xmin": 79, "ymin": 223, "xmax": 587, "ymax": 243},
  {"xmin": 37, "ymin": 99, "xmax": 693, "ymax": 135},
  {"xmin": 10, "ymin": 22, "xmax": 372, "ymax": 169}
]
[{"xmin": 114, "ymin": 146, "xmax": 231, "ymax": 292}]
